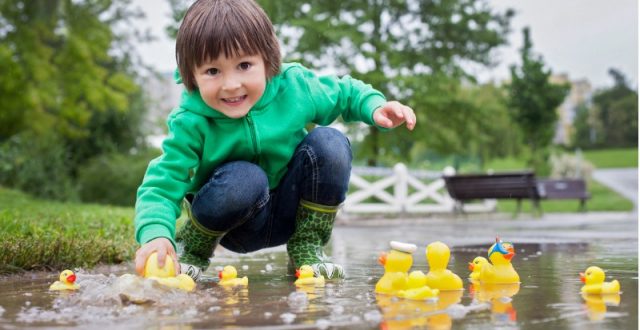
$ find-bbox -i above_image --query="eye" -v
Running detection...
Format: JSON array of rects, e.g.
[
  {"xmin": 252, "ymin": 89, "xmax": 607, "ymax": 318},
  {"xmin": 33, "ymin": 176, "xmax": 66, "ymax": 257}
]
[
  {"xmin": 205, "ymin": 68, "xmax": 219, "ymax": 76},
  {"xmin": 238, "ymin": 62, "xmax": 252, "ymax": 70}
]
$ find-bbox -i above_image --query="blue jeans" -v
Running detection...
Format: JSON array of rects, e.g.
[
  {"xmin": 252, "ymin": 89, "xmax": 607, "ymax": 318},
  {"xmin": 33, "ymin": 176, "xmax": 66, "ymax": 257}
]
[{"xmin": 189, "ymin": 127, "xmax": 352, "ymax": 253}]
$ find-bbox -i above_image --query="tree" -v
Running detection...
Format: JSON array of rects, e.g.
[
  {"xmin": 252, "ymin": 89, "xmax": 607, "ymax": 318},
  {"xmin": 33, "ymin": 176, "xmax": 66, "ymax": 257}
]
[
  {"xmin": 166, "ymin": 0, "xmax": 513, "ymax": 166},
  {"xmin": 508, "ymin": 27, "xmax": 569, "ymax": 174},
  {"xmin": 0, "ymin": 0, "xmax": 149, "ymax": 199},
  {"xmin": 592, "ymin": 69, "xmax": 638, "ymax": 148}
]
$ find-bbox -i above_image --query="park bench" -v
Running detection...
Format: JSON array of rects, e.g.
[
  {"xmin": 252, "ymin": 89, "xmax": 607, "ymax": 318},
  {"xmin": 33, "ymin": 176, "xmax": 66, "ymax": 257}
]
[
  {"xmin": 536, "ymin": 179, "xmax": 591, "ymax": 211},
  {"xmin": 443, "ymin": 171, "xmax": 541, "ymax": 214}
]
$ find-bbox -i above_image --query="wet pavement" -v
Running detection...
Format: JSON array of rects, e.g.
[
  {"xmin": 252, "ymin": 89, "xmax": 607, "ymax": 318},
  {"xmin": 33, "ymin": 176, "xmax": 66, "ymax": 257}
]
[{"xmin": 0, "ymin": 211, "xmax": 637, "ymax": 329}]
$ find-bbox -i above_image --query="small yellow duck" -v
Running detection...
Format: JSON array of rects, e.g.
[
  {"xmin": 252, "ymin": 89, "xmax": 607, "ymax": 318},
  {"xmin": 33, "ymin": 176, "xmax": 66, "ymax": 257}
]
[
  {"xmin": 479, "ymin": 237, "xmax": 520, "ymax": 284},
  {"xmin": 468, "ymin": 256, "xmax": 489, "ymax": 281},
  {"xmin": 396, "ymin": 270, "xmax": 439, "ymax": 300},
  {"xmin": 375, "ymin": 241, "xmax": 416, "ymax": 295},
  {"xmin": 295, "ymin": 265, "xmax": 325, "ymax": 286},
  {"xmin": 144, "ymin": 252, "xmax": 196, "ymax": 292},
  {"xmin": 49, "ymin": 269, "xmax": 80, "ymax": 291},
  {"xmin": 580, "ymin": 266, "xmax": 620, "ymax": 295},
  {"xmin": 424, "ymin": 241, "xmax": 463, "ymax": 290},
  {"xmin": 218, "ymin": 265, "xmax": 248, "ymax": 287}
]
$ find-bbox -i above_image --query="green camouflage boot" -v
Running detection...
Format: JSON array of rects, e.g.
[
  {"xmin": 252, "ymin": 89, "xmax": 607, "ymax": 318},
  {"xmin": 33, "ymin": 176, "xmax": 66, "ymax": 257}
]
[
  {"xmin": 287, "ymin": 199, "xmax": 345, "ymax": 279},
  {"xmin": 175, "ymin": 200, "xmax": 224, "ymax": 281}
]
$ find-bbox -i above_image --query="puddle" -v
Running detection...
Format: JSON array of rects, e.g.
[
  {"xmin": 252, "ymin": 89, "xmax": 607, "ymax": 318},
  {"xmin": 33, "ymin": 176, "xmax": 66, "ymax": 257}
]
[{"xmin": 0, "ymin": 217, "xmax": 637, "ymax": 329}]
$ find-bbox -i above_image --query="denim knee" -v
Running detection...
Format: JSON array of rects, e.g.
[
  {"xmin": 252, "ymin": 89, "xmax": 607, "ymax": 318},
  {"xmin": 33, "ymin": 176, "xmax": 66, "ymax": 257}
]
[
  {"xmin": 301, "ymin": 127, "xmax": 352, "ymax": 204},
  {"xmin": 191, "ymin": 161, "xmax": 269, "ymax": 231}
]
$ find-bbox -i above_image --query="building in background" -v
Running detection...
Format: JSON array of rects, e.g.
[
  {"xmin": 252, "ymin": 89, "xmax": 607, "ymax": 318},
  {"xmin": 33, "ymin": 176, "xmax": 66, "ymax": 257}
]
[{"xmin": 550, "ymin": 74, "xmax": 593, "ymax": 146}]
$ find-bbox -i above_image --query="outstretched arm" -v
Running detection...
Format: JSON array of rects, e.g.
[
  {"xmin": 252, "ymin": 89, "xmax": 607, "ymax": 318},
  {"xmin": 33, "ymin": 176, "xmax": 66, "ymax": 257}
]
[{"xmin": 373, "ymin": 101, "xmax": 417, "ymax": 130}]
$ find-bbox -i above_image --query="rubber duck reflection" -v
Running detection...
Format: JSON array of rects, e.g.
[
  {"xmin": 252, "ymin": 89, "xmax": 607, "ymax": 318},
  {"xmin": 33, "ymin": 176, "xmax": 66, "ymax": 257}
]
[
  {"xmin": 376, "ymin": 290, "xmax": 463, "ymax": 330},
  {"xmin": 581, "ymin": 292, "xmax": 621, "ymax": 321},
  {"xmin": 469, "ymin": 282, "xmax": 520, "ymax": 326}
]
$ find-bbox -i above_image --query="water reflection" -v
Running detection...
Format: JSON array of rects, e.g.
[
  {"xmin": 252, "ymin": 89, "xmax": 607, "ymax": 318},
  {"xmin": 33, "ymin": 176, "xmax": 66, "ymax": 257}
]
[{"xmin": 0, "ymin": 224, "xmax": 637, "ymax": 329}]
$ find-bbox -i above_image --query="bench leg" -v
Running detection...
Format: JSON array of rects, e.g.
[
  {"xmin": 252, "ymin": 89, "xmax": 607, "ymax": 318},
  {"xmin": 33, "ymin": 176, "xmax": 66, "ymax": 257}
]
[
  {"xmin": 533, "ymin": 198, "xmax": 543, "ymax": 218},
  {"xmin": 579, "ymin": 199, "xmax": 587, "ymax": 212}
]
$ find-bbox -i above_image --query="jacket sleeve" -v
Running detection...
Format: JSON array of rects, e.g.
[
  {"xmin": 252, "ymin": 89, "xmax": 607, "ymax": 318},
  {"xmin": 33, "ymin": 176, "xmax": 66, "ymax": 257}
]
[
  {"xmin": 134, "ymin": 113, "xmax": 202, "ymax": 248},
  {"xmin": 299, "ymin": 68, "xmax": 387, "ymax": 126}
]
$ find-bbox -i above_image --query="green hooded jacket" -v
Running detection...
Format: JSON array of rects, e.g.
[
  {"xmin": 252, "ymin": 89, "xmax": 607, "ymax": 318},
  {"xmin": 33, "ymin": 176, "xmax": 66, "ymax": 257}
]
[{"xmin": 135, "ymin": 63, "xmax": 387, "ymax": 247}]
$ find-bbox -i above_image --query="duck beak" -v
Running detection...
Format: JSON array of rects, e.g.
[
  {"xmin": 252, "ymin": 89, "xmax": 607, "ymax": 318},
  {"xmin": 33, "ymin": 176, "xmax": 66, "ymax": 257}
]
[
  {"xmin": 504, "ymin": 252, "xmax": 515, "ymax": 261},
  {"xmin": 580, "ymin": 272, "xmax": 586, "ymax": 283},
  {"xmin": 468, "ymin": 262, "xmax": 475, "ymax": 271},
  {"xmin": 378, "ymin": 252, "xmax": 387, "ymax": 266},
  {"xmin": 218, "ymin": 271, "xmax": 223, "ymax": 279},
  {"xmin": 67, "ymin": 274, "xmax": 76, "ymax": 283},
  {"xmin": 295, "ymin": 269, "xmax": 301, "ymax": 278}
]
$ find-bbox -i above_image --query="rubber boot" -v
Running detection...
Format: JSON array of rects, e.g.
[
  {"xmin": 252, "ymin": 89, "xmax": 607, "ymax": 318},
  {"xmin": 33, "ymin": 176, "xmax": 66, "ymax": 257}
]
[
  {"xmin": 286, "ymin": 199, "xmax": 345, "ymax": 279},
  {"xmin": 175, "ymin": 200, "xmax": 224, "ymax": 281}
]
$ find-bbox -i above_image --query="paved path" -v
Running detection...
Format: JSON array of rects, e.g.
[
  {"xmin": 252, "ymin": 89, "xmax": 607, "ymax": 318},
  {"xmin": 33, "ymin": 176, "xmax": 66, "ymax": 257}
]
[{"xmin": 592, "ymin": 168, "xmax": 638, "ymax": 209}]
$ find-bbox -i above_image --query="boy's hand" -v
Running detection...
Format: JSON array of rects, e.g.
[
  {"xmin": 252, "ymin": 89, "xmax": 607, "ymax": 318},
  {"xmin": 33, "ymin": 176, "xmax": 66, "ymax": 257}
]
[
  {"xmin": 373, "ymin": 101, "xmax": 417, "ymax": 130},
  {"xmin": 134, "ymin": 237, "xmax": 179, "ymax": 276}
]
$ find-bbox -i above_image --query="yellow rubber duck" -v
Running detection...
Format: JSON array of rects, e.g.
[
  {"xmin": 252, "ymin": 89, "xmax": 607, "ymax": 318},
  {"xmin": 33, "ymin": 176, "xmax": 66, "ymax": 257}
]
[
  {"xmin": 218, "ymin": 265, "xmax": 248, "ymax": 287},
  {"xmin": 144, "ymin": 252, "xmax": 196, "ymax": 292},
  {"xmin": 468, "ymin": 256, "xmax": 489, "ymax": 281},
  {"xmin": 375, "ymin": 241, "xmax": 416, "ymax": 295},
  {"xmin": 580, "ymin": 266, "xmax": 620, "ymax": 294},
  {"xmin": 397, "ymin": 270, "xmax": 440, "ymax": 300},
  {"xmin": 49, "ymin": 269, "xmax": 80, "ymax": 291},
  {"xmin": 295, "ymin": 265, "xmax": 325, "ymax": 286},
  {"xmin": 424, "ymin": 241, "xmax": 463, "ymax": 290},
  {"xmin": 479, "ymin": 237, "xmax": 520, "ymax": 284}
]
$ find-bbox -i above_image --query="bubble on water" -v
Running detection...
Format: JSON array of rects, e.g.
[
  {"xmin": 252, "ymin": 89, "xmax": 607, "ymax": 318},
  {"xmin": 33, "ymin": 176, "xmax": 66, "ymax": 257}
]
[
  {"xmin": 260, "ymin": 270, "xmax": 266, "ymax": 274},
  {"xmin": 280, "ymin": 312, "xmax": 296, "ymax": 324},
  {"xmin": 331, "ymin": 305, "xmax": 345, "ymax": 315},
  {"xmin": 363, "ymin": 309, "xmax": 382, "ymax": 323},
  {"xmin": 161, "ymin": 309, "xmax": 172, "ymax": 316},
  {"xmin": 242, "ymin": 265, "xmax": 249, "ymax": 270},
  {"xmin": 25, "ymin": 301, "xmax": 31, "ymax": 306},
  {"xmin": 355, "ymin": 294, "xmax": 363, "ymax": 300},
  {"xmin": 23, "ymin": 292, "xmax": 32, "ymax": 297},
  {"xmin": 0, "ymin": 306, "xmax": 5, "ymax": 317},
  {"xmin": 232, "ymin": 308, "xmax": 241, "ymax": 316},
  {"xmin": 316, "ymin": 318, "xmax": 331, "ymax": 329},
  {"xmin": 185, "ymin": 307, "xmax": 198, "ymax": 317},
  {"xmin": 446, "ymin": 304, "xmax": 468, "ymax": 319},
  {"xmin": 350, "ymin": 315, "xmax": 362, "ymax": 323},
  {"xmin": 536, "ymin": 251, "xmax": 542, "ymax": 255},
  {"xmin": 287, "ymin": 291, "xmax": 308, "ymax": 309},
  {"xmin": 265, "ymin": 264, "xmax": 274, "ymax": 272},
  {"xmin": 264, "ymin": 311, "xmax": 272, "ymax": 319},
  {"xmin": 208, "ymin": 306, "xmax": 221, "ymax": 312},
  {"xmin": 522, "ymin": 257, "xmax": 529, "ymax": 261}
]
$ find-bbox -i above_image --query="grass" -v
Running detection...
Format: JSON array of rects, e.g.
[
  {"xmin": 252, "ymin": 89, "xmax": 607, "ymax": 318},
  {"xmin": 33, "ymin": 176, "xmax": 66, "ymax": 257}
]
[
  {"xmin": 0, "ymin": 187, "xmax": 137, "ymax": 274},
  {"xmin": 496, "ymin": 180, "xmax": 634, "ymax": 213},
  {"xmin": 581, "ymin": 148, "xmax": 638, "ymax": 168}
]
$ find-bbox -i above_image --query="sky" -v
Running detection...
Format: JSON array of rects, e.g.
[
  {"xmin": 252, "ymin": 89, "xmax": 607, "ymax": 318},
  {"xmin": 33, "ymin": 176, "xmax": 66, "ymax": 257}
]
[{"xmin": 131, "ymin": 0, "xmax": 638, "ymax": 89}]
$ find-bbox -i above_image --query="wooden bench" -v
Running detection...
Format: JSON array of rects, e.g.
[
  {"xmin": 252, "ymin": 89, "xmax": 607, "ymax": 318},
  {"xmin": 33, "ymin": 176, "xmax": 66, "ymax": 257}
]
[
  {"xmin": 443, "ymin": 171, "xmax": 541, "ymax": 214},
  {"xmin": 536, "ymin": 179, "xmax": 591, "ymax": 211}
]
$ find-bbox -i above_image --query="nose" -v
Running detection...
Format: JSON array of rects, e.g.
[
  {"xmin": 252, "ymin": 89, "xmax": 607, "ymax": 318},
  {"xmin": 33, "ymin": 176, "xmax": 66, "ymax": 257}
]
[{"xmin": 222, "ymin": 74, "xmax": 241, "ymax": 91}]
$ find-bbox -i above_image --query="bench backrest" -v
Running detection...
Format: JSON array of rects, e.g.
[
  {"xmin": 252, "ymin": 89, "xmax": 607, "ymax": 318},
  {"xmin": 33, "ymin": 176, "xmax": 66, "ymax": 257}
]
[
  {"xmin": 536, "ymin": 179, "xmax": 590, "ymax": 199},
  {"xmin": 443, "ymin": 172, "xmax": 539, "ymax": 201}
]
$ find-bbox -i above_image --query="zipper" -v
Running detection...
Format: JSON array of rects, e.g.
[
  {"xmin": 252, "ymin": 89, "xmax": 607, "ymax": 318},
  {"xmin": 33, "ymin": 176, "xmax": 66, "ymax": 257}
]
[{"xmin": 246, "ymin": 113, "xmax": 259, "ymax": 163}]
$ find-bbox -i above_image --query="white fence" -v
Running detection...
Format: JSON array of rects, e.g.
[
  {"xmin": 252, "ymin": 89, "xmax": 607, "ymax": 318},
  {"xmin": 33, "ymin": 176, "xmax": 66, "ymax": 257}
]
[{"xmin": 342, "ymin": 163, "xmax": 496, "ymax": 214}]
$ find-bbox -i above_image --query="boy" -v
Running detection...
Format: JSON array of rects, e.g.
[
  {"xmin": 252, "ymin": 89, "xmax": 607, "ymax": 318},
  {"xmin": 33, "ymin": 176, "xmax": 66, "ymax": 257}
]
[{"xmin": 134, "ymin": 0, "xmax": 416, "ymax": 280}]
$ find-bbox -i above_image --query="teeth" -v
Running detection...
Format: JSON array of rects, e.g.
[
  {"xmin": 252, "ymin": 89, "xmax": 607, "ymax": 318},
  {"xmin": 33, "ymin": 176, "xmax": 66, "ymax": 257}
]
[{"xmin": 224, "ymin": 96, "xmax": 244, "ymax": 103}]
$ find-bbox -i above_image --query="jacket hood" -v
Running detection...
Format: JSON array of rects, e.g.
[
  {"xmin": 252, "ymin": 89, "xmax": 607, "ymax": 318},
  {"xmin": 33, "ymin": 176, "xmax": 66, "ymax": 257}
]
[{"xmin": 173, "ymin": 67, "xmax": 282, "ymax": 119}]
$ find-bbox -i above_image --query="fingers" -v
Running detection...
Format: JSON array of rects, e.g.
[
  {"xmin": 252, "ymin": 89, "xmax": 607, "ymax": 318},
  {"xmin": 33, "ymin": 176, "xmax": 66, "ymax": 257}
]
[
  {"xmin": 134, "ymin": 249, "xmax": 147, "ymax": 276},
  {"xmin": 156, "ymin": 248, "xmax": 167, "ymax": 268}
]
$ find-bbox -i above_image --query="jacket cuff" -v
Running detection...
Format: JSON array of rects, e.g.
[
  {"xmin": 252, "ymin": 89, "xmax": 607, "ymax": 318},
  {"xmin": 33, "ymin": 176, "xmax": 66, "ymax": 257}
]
[{"xmin": 137, "ymin": 224, "xmax": 176, "ymax": 249}]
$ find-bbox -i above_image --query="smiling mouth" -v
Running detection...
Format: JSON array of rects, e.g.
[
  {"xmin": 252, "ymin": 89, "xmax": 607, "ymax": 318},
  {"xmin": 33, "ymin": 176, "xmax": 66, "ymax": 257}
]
[{"xmin": 222, "ymin": 95, "xmax": 247, "ymax": 103}]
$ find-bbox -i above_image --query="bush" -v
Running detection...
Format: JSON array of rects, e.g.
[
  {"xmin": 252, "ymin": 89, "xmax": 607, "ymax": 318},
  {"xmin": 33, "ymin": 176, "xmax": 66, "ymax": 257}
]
[
  {"xmin": 77, "ymin": 149, "xmax": 160, "ymax": 206},
  {"xmin": 0, "ymin": 132, "xmax": 77, "ymax": 201},
  {"xmin": 549, "ymin": 152, "xmax": 594, "ymax": 180}
]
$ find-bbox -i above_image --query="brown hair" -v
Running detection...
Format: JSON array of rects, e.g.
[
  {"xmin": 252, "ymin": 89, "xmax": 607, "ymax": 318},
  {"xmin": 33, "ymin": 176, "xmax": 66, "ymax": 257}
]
[{"xmin": 176, "ymin": 0, "xmax": 281, "ymax": 91}]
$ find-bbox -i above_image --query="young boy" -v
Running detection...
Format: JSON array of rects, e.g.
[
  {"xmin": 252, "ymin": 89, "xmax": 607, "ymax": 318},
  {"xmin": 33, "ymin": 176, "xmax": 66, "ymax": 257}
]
[{"xmin": 134, "ymin": 0, "xmax": 416, "ymax": 281}]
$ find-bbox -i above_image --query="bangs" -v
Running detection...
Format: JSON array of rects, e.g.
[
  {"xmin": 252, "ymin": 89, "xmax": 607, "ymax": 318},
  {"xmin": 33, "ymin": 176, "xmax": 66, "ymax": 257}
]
[{"xmin": 194, "ymin": 3, "xmax": 265, "ymax": 65}]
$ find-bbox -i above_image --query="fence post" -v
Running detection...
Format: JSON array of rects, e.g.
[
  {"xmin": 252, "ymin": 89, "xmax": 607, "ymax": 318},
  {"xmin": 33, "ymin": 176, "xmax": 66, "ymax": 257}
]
[{"xmin": 394, "ymin": 163, "xmax": 408, "ymax": 213}]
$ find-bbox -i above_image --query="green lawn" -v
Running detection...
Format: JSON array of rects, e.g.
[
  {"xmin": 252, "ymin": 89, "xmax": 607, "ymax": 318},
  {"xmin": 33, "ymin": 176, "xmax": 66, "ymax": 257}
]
[
  {"xmin": 0, "ymin": 187, "xmax": 136, "ymax": 274},
  {"xmin": 581, "ymin": 148, "xmax": 638, "ymax": 168}
]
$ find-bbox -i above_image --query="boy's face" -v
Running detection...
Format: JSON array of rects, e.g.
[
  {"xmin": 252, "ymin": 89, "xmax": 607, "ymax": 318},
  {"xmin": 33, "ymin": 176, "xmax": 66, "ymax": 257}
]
[{"xmin": 193, "ymin": 52, "xmax": 267, "ymax": 118}]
